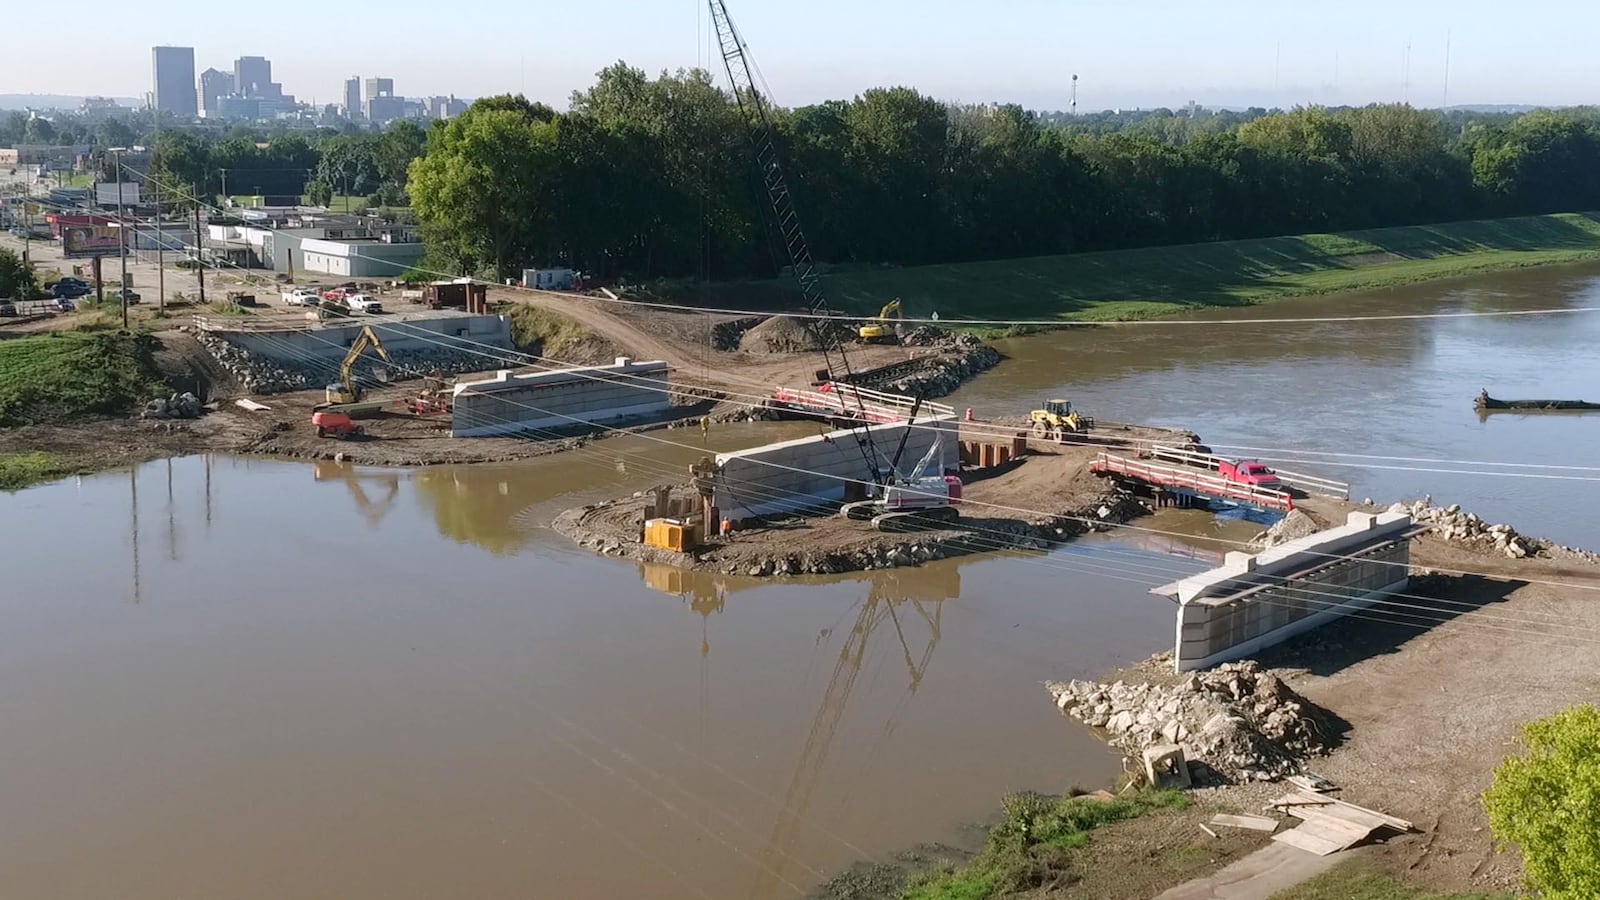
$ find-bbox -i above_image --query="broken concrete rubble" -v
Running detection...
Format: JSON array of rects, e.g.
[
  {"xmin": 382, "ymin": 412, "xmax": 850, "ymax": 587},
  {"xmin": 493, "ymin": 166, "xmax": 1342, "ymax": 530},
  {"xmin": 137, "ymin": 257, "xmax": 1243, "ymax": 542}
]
[{"xmin": 1046, "ymin": 660, "xmax": 1336, "ymax": 784}]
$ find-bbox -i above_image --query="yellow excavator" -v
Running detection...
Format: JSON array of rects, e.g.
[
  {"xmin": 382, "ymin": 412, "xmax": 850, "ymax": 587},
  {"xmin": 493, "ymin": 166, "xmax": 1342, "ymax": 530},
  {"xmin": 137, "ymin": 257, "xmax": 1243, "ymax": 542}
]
[
  {"xmin": 858, "ymin": 298, "xmax": 903, "ymax": 343},
  {"xmin": 325, "ymin": 324, "xmax": 393, "ymax": 405}
]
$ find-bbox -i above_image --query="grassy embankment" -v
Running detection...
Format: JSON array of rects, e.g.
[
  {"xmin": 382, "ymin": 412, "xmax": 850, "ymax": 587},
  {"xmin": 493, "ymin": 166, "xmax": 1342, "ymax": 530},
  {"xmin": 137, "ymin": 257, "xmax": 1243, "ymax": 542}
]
[
  {"xmin": 686, "ymin": 212, "xmax": 1600, "ymax": 327},
  {"xmin": 0, "ymin": 332, "xmax": 164, "ymax": 490},
  {"xmin": 884, "ymin": 790, "xmax": 1187, "ymax": 900},
  {"xmin": 504, "ymin": 304, "xmax": 594, "ymax": 356},
  {"xmin": 1267, "ymin": 861, "xmax": 1511, "ymax": 900}
]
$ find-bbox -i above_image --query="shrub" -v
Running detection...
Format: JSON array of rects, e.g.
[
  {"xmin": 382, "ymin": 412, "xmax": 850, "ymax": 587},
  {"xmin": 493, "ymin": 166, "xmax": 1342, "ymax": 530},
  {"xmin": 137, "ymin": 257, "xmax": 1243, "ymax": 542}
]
[{"xmin": 1483, "ymin": 704, "xmax": 1600, "ymax": 899}]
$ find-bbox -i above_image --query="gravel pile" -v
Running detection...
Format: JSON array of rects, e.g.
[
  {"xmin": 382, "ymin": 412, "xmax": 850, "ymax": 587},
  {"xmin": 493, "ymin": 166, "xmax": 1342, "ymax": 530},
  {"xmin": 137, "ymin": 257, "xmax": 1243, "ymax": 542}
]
[
  {"xmin": 197, "ymin": 334, "xmax": 495, "ymax": 396},
  {"xmin": 142, "ymin": 392, "xmax": 203, "ymax": 420},
  {"xmin": 1392, "ymin": 498, "xmax": 1597, "ymax": 561},
  {"xmin": 739, "ymin": 316, "xmax": 825, "ymax": 353},
  {"xmin": 1047, "ymin": 660, "xmax": 1336, "ymax": 784}
]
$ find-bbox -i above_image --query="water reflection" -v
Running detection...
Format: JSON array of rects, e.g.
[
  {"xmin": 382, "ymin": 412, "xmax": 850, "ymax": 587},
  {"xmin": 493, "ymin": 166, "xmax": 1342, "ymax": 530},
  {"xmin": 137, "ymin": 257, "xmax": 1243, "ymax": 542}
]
[{"xmin": 312, "ymin": 460, "xmax": 401, "ymax": 528}]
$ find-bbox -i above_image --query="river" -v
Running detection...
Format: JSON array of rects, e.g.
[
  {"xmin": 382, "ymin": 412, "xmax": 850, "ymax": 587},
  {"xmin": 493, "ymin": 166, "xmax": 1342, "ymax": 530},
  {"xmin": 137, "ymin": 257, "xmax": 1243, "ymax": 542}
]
[
  {"xmin": 953, "ymin": 261, "xmax": 1600, "ymax": 550},
  {"xmin": 4, "ymin": 265, "xmax": 1598, "ymax": 898}
]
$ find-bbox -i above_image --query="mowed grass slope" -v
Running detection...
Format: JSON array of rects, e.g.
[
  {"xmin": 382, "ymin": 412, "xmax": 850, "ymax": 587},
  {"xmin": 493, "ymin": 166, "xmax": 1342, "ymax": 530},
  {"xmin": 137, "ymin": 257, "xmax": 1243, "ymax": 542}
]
[
  {"xmin": 0, "ymin": 332, "xmax": 164, "ymax": 427},
  {"xmin": 810, "ymin": 212, "xmax": 1600, "ymax": 322}
]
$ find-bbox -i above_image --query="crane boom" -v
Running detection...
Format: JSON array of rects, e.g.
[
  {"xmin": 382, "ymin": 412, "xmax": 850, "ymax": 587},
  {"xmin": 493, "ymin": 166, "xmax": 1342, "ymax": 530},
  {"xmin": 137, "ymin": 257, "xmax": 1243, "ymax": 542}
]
[{"xmin": 707, "ymin": 0, "xmax": 868, "ymax": 422}]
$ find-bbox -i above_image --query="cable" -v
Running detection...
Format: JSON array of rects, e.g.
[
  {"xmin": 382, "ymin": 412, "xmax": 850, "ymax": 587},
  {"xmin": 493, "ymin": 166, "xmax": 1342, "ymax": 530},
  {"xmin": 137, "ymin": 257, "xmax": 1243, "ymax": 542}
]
[
  {"xmin": 120, "ymin": 165, "xmax": 1600, "ymax": 600},
  {"xmin": 117, "ymin": 162, "xmax": 1600, "ymax": 489},
  {"xmin": 115, "ymin": 161, "xmax": 1600, "ymax": 333}
]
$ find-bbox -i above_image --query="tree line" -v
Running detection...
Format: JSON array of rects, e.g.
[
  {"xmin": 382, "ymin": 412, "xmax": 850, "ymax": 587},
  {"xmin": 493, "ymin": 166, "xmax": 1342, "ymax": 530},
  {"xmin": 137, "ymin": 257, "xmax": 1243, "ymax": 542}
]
[{"xmin": 407, "ymin": 64, "xmax": 1600, "ymax": 283}]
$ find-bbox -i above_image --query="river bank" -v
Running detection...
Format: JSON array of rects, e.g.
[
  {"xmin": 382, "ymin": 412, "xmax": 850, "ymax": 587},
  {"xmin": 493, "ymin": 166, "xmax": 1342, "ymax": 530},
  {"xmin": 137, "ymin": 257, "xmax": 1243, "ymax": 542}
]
[
  {"xmin": 810, "ymin": 494, "xmax": 1600, "ymax": 900},
  {"xmin": 695, "ymin": 211, "xmax": 1600, "ymax": 323}
]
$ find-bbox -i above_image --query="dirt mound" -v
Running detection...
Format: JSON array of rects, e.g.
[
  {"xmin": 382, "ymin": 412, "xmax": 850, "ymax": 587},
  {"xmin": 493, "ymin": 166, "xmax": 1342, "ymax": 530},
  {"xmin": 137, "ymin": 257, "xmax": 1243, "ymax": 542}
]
[
  {"xmin": 738, "ymin": 316, "xmax": 825, "ymax": 353},
  {"xmin": 1047, "ymin": 659, "xmax": 1339, "ymax": 784}
]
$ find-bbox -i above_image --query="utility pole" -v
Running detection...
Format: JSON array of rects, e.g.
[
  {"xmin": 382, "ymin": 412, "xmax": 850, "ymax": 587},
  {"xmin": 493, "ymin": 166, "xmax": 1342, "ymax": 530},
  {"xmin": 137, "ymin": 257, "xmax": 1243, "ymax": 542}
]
[
  {"xmin": 194, "ymin": 203, "xmax": 206, "ymax": 305},
  {"xmin": 1442, "ymin": 29, "xmax": 1453, "ymax": 108},
  {"xmin": 113, "ymin": 147, "xmax": 129, "ymax": 329}
]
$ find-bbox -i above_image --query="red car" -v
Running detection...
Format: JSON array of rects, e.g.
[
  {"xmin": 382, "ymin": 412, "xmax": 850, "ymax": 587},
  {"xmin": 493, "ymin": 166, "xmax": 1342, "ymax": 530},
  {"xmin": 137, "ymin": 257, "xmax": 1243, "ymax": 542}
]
[{"xmin": 1219, "ymin": 459, "xmax": 1281, "ymax": 489}]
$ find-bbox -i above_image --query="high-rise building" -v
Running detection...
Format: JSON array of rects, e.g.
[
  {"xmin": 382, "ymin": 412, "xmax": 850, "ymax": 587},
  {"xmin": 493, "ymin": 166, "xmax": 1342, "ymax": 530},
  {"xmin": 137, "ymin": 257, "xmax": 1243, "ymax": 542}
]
[
  {"xmin": 199, "ymin": 68, "xmax": 234, "ymax": 118},
  {"xmin": 344, "ymin": 77, "xmax": 362, "ymax": 120},
  {"xmin": 152, "ymin": 46, "xmax": 197, "ymax": 117},
  {"xmin": 234, "ymin": 56, "xmax": 273, "ymax": 98},
  {"xmin": 364, "ymin": 78, "xmax": 398, "ymax": 123}
]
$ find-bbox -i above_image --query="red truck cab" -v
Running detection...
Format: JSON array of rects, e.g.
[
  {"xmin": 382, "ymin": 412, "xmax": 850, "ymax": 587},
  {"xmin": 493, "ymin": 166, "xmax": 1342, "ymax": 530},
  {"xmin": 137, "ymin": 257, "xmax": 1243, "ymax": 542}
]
[{"xmin": 1219, "ymin": 459, "xmax": 1281, "ymax": 488}]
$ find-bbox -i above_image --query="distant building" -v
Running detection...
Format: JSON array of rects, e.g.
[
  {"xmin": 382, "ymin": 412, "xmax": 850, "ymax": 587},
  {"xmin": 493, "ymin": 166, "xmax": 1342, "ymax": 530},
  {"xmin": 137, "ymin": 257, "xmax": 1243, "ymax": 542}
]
[
  {"xmin": 152, "ymin": 46, "xmax": 197, "ymax": 117},
  {"xmin": 234, "ymin": 56, "xmax": 274, "ymax": 98},
  {"xmin": 199, "ymin": 68, "xmax": 234, "ymax": 118},
  {"xmin": 344, "ymin": 77, "xmax": 362, "ymax": 120},
  {"xmin": 215, "ymin": 96, "xmax": 261, "ymax": 120},
  {"xmin": 425, "ymin": 95, "xmax": 468, "ymax": 119},
  {"xmin": 364, "ymin": 77, "xmax": 394, "ymax": 103},
  {"xmin": 78, "ymin": 97, "xmax": 122, "ymax": 122}
]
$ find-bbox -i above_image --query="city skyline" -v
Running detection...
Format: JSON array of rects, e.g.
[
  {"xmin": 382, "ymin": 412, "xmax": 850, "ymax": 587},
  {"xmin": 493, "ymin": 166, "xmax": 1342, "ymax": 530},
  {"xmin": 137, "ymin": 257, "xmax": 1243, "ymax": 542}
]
[{"xmin": 4, "ymin": 0, "xmax": 1600, "ymax": 112}]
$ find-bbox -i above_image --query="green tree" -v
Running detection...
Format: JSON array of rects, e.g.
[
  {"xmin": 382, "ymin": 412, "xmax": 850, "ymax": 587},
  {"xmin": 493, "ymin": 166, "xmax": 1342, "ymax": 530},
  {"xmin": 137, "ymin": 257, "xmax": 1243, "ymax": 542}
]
[
  {"xmin": 377, "ymin": 120, "xmax": 428, "ymax": 202},
  {"xmin": 304, "ymin": 180, "xmax": 333, "ymax": 206},
  {"xmin": 0, "ymin": 248, "xmax": 40, "ymax": 300},
  {"xmin": 96, "ymin": 118, "xmax": 136, "ymax": 149},
  {"xmin": 408, "ymin": 101, "xmax": 559, "ymax": 279},
  {"xmin": 1483, "ymin": 704, "xmax": 1600, "ymax": 899}
]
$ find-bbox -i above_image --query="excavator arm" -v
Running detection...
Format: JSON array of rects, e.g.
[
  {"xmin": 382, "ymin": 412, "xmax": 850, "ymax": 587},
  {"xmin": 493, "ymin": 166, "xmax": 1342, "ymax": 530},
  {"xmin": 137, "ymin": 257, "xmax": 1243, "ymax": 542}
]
[{"xmin": 330, "ymin": 325, "xmax": 393, "ymax": 404}]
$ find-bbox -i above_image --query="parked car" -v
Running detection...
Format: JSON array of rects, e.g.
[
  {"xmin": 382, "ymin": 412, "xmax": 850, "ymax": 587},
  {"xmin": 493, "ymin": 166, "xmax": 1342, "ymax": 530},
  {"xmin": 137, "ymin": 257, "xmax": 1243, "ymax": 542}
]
[
  {"xmin": 281, "ymin": 289, "xmax": 318, "ymax": 306},
  {"xmin": 115, "ymin": 288, "xmax": 141, "ymax": 304},
  {"xmin": 52, "ymin": 281, "xmax": 91, "ymax": 299},
  {"xmin": 1219, "ymin": 459, "xmax": 1281, "ymax": 489},
  {"xmin": 0, "ymin": 302, "xmax": 17, "ymax": 318},
  {"xmin": 344, "ymin": 294, "xmax": 383, "ymax": 314}
]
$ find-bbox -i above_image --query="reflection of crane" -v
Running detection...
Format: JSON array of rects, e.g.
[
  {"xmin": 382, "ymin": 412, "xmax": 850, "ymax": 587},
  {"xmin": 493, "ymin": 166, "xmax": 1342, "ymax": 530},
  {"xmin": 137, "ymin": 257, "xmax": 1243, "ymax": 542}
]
[
  {"xmin": 313, "ymin": 459, "xmax": 401, "ymax": 527},
  {"xmin": 858, "ymin": 298, "xmax": 902, "ymax": 343},
  {"xmin": 325, "ymin": 324, "xmax": 392, "ymax": 405},
  {"xmin": 749, "ymin": 570, "xmax": 950, "ymax": 899}
]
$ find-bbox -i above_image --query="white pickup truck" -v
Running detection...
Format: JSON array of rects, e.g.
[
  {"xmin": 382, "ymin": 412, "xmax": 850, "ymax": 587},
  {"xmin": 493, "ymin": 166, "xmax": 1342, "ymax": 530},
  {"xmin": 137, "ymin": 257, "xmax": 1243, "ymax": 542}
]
[
  {"xmin": 281, "ymin": 289, "xmax": 319, "ymax": 306},
  {"xmin": 344, "ymin": 294, "xmax": 384, "ymax": 314}
]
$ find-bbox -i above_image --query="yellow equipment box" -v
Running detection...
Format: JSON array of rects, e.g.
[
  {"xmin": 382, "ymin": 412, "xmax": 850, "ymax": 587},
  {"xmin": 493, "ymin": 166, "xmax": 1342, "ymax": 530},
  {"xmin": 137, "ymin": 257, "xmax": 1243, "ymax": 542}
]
[{"xmin": 645, "ymin": 518, "xmax": 699, "ymax": 553}]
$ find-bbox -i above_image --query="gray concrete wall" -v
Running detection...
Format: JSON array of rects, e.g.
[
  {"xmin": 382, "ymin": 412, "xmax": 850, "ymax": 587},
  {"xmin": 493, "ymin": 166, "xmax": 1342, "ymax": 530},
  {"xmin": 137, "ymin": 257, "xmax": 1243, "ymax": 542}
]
[
  {"xmin": 1164, "ymin": 511, "xmax": 1414, "ymax": 672},
  {"xmin": 451, "ymin": 358, "xmax": 671, "ymax": 438},
  {"xmin": 714, "ymin": 419, "xmax": 958, "ymax": 521},
  {"xmin": 221, "ymin": 314, "xmax": 512, "ymax": 362}
]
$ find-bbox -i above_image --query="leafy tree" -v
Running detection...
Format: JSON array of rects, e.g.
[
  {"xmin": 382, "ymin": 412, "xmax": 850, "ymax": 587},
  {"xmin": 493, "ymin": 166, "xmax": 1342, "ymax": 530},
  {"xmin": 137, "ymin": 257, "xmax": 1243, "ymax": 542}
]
[
  {"xmin": 1484, "ymin": 705, "xmax": 1600, "ymax": 899},
  {"xmin": 23, "ymin": 117, "xmax": 57, "ymax": 144},
  {"xmin": 0, "ymin": 248, "xmax": 40, "ymax": 300},
  {"xmin": 304, "ymin": 180, "xmax": 333, "ymax": 206},
  {"xmin": 96, "ymin": 118, "xmax": 136, "ymax": 149},
  {"xmin": 408, "ymin": 102, "xmax": 559, "ymax": 279}
]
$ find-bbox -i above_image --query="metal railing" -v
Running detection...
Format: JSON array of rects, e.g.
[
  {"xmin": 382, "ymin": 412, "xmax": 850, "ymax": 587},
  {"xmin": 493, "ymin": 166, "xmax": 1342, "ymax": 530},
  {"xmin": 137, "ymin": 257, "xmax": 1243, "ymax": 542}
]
[
  {"xmin": 1147, "ymin": 444, "xmax": 1349, "ymax": 500},
  {"xmin": 1092, "ymin": 452, "xmax": 1296, "ymax": 513},
  {"xmin": 771, "ymin": 383, "xmax": 954, "ymax": 424}
]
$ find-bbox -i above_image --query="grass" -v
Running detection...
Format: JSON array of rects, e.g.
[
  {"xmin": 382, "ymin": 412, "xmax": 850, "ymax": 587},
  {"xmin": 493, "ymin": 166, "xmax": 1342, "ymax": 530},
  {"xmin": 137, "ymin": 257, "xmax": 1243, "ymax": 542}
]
[
  {"xmin": 0, "ymin": 332, "xmax": 164, "ymax": 426},
  {"xmin": 902, "ymin": 789, "xmax": 1189, "ymax": 900},
  {"xmin": 0, "ymin": 451, "xmax": 69, "ymax": 491},
  {"xmin": 1268, "ymin": 860, "xmax": 1513, "ymax": 900},
  {"xmin": 503, "ymin": 304, "xmax": 594, "ymax": 356},
  {"xmin": 687, "ymin": 212, "xmax": 1600, "ymax": 323}
]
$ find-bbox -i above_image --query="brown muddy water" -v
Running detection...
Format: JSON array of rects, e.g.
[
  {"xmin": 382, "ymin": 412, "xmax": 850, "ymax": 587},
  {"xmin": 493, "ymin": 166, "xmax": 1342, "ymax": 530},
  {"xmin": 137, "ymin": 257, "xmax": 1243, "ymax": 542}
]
[
  {"xmin": 0, "ymin": 432, "xmax": 1197, "ymax": 899},
  {"xmin": 954, "ymin": 262, "xmax": 1600, "ymax": 550},
  {"xmin": 7, "ymin": 265, "xmax": 1598, "ymax": 898}
]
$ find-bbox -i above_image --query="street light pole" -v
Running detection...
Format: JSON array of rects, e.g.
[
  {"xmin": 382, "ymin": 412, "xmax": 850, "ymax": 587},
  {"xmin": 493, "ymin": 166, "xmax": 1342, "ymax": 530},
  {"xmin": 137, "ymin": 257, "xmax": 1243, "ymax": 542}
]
[{"xmin": 112, "ymin": 147, "xmax": 128, "ymax": 329}]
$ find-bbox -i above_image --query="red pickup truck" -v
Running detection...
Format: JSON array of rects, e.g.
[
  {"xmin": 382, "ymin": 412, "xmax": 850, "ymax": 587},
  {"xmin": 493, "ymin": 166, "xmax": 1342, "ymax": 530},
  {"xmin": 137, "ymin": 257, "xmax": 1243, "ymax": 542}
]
[{"xmin": 1218, "ymin": 459, "xmax": 1281, "ymax": 489}]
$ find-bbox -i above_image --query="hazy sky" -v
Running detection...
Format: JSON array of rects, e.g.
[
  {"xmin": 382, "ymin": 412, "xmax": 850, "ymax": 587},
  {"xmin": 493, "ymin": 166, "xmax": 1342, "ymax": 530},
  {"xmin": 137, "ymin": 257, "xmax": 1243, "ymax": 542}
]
[{"xmin": 7, "ymin": 0, "xmax": 1598, "ymax": 111}]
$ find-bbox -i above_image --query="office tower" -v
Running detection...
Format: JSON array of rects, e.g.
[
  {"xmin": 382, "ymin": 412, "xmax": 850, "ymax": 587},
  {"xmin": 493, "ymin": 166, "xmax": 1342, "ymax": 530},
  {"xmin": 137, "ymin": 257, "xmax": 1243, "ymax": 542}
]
[
  {"xmin": 199, "ymin": 67, "xmax": 234, "ymax": 118},
  {"xmin": 152, "ymin": 46, "xmax": 198, "ymax": 117}
]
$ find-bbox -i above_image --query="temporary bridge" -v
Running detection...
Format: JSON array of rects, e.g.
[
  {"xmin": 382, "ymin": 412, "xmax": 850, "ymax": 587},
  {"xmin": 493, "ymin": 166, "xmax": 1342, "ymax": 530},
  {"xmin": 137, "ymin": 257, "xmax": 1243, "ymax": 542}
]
[
  {"xmin": 769, "ymin": 382, "xmax": 953, "ymax": 424},
  {"xmin": 1091, "ymin": 452, "xmax": 1296, "ymax": 514}
]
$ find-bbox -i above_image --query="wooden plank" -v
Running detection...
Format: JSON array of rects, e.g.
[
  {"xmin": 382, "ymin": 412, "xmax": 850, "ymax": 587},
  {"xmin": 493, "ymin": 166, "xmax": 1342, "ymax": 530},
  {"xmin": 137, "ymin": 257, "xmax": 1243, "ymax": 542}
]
[
  {"xmin": 234, "ymin": 398, "xmax": 271, "ymax": 412},
  {"xmin": 1292, "ymin": 810, "xmax": 1373, "ymax": 847},
  {"xmin": 1279, "ymin": 790, "xmax": 1413, "ymax": 833},
  {"xmin": 1272, "ymin": 827, "xmax": 1346, "ymax": 856},
  {"xmin": 1288, "ymin": 774, "xmax": 1337, "ymax": 793},
  {"xmin": 1320, "ymin": 796, "xmax": 1415, "ymax": 833},
  {"xmin": 1210, "ymin": 814, "xmax": 1279, "ymax": 833},
  {"xmin": 1198, "ymin": 823, "xmax": 1219, "ymax": 839},
  {"xmin": 1287, "ymin": 802, "xmax": 1391, "ymax": 834}
]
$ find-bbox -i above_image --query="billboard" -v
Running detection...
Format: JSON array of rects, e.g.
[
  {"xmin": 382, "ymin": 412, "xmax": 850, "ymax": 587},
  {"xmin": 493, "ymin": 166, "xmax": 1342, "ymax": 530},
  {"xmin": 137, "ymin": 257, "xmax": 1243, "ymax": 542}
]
[
  {"xmin": 62, "ymin": 225, "xmax": 123, "ymax": 258},
  {"xmin": 95, "ymin": 182, "xmax": 141, "ymax": 207}
]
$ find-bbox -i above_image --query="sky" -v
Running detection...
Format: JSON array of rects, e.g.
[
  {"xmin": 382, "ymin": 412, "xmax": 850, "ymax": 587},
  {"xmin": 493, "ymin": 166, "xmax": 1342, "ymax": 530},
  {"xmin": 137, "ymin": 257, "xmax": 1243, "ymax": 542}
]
[{"xmin": 6, "ymin": 0, "xmax": 1599, "ymax": 111}]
